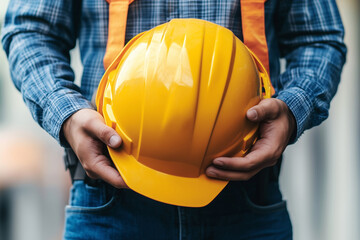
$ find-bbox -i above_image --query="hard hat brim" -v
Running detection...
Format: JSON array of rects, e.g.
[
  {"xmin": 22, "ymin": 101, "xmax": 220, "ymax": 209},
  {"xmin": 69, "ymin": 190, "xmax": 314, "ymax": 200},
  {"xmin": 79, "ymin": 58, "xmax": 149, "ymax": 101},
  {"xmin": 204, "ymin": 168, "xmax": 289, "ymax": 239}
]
[{"xmin": 108, "ymin": 146, "xmax": 229, "ymax": 207}]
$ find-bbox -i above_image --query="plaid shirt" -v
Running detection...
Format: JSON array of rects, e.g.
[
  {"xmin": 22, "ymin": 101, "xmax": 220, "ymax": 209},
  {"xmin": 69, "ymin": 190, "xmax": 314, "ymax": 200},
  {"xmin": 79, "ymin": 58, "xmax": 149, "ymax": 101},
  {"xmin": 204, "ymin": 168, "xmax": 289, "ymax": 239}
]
[{"xmin": 1, "ymin": 0, "xmax": 346, "ymax": 145}]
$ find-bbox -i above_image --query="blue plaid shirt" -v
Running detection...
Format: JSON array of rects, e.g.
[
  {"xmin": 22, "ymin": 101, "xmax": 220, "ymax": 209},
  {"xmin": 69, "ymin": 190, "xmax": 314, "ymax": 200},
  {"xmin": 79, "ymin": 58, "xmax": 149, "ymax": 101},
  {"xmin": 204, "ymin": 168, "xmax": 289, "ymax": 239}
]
[{"xmin": 1, "ymin": 0, "xmax": 346, "ymax": 145}]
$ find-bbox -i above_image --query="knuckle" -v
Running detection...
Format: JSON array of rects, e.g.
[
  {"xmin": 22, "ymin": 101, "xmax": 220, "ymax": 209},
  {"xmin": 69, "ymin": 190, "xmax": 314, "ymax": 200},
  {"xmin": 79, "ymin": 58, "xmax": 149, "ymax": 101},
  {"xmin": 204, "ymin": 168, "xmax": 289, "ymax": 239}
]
[
  {"xmin": 243, "ymin": 160, "xmax": 256, "ymax": 171},
  {"xmin": 82, "ymin": 162, "xmax": 91, "ymax": 172},
  {"xmin": 87, "ymin": 169, "xmax": 98, "ymax": 179},
  {"xmin": 256, "ymin": 106, "xmax": 266, "ymax": 119},
  {"xmin": 274, "ymin": 99, "xmax": 282, "ymax": 111},
  {"xmin": 263, "ymin": 98, "xmax": 274, "ymax": 108},
  {"xmin": 86, "ymin": 172, "xmax": 98, "ymax": 180},
  {"xmin": 113, "ymin": 181, "xmax": 126, "ymax": 189},
  {"xmin": 225, "ymin": 158, "xmax": 239, "ymax": 169},
  {"xmin": 83, "ymin": 165, "xmax": 98, "ymax": 179},
  {"xmin": 218, "ymin": 174, "xmax": 230, "ymax": 181},
  {"xmin": 267, "ymin": 159, "xmax": 277, "ymax": 167},
  {"xmin": 99, "ymin": 126, "xmax": 109, "ymax": 139},
  {"xmin": 275, "ymin": 99, "xmax": 289, "ymax": 116},
  {"xmin": 82, "ymin": 161, "xmax": 98, "ymax": 174},
  {"xmin": 98, "ymin": 126, "xmax": 112, "ymax": 141},
  {"xmin": 112, "ymin": 183, "xmax": 122, "ymax": 189},
  {"xmin": 82, "ymin": 117, "xmax": 95, "ymax": 130},
  {"xmin": 273, "ymin": 147, "xmax": 283, "ymax": 160},
  {"xmin": 241, "ymin": 174, "xmax": 252, "ymax": 181},
  {"xmin": 266, "ymin": 152, "xmax": 280, "ymax": 167},
  {"xmin": 260, "ymin": 99, "xmax": 282, "ymax": 119}
]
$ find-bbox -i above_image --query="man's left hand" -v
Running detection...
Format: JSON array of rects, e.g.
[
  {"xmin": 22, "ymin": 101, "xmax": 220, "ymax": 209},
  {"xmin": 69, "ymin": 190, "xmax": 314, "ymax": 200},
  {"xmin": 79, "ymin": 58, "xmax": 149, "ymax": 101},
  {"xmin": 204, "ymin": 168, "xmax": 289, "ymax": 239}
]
[{"xmin": 206, "ymin": 98, "xmax": 296, "ymax": 181}]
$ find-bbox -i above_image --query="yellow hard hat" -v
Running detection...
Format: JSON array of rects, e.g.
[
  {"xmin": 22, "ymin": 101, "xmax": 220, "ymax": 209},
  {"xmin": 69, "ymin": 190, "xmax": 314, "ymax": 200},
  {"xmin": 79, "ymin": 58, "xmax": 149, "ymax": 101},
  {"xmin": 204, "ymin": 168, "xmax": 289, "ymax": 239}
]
[{"xmin": 96, "ymin": 19, "xmax": 271, "ymax": 207}]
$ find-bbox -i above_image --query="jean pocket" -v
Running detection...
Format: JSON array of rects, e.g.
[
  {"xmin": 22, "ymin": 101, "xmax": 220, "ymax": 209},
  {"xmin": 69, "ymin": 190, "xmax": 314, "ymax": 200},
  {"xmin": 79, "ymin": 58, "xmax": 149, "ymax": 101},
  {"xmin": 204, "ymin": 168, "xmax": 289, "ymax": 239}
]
[
  {"xmin": 242, "ymin": 186, "xmax": 287, "ymax": 214},
  {"xmin": 65, "ymin": 180, "xmax": 117, "ymax": 214}
]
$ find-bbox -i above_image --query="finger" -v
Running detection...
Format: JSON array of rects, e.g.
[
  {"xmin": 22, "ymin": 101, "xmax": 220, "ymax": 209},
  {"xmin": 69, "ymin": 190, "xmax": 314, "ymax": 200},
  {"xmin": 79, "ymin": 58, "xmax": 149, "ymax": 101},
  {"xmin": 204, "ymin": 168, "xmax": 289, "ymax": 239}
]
[
  {"xmin": 85, "ymin": 116, "xmax": 122, "ymax": 148},
  {"xmin": 87, "ymin": 155, "xmax": 128, "ymax": 189},
  {"xmin": 212, "ymin": 139, "xmax": 278, "ymax": 172},
  {"xmin": 246, "ymin": 98, "xmax": 282, "ymax": 122},
  {"xmin": 206, "ymin": 165, "xmax": 260, "ymax": 181}
]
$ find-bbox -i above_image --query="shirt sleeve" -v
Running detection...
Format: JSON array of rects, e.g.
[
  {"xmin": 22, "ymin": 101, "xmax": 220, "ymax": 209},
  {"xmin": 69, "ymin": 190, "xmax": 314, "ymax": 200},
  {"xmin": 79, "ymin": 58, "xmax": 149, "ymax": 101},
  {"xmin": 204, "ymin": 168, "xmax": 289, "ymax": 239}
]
[
  {"xmin": 1, "ymin": 0, "xmax": 94, "ymax": 146},
  {"xmin": 274, "ymin": 0, "xmax": 347, "ymax": 143}
]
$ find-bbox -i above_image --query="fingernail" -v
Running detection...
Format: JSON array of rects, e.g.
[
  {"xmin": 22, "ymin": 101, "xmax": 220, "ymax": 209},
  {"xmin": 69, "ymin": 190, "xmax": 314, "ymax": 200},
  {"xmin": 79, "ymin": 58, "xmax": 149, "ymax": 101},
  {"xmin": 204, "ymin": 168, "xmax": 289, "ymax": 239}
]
[
  {"xmin": 207, "ymin": 171, "xmax": 217, "ymax": 177},
  {"xmin": 214, "ymin": 159, "xmax": 224, "ymax": 166},
  {"xmin": 247, "ymin": 109, "xmax": 257, "ymax": 120},
  {"xmin": 109, "ymin": 135, "xmax": 121, "ymax": 147}
]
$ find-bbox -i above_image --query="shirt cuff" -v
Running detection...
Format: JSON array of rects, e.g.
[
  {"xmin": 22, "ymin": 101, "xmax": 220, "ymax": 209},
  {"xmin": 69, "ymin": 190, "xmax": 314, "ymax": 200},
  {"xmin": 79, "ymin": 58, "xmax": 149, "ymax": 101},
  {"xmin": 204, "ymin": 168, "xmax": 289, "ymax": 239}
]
[
  {"xmin": 42, "ymin": 88, "xmax": 95, "ymax": 147},
  {"xmin": 276, "ymin": 87, "xmax": 313, "ymax": 144}
]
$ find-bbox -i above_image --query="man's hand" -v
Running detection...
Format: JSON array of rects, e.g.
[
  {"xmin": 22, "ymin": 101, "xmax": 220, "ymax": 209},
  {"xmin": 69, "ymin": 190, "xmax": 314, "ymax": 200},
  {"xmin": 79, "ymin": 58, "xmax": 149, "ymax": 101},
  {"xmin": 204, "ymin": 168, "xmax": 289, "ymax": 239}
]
[
  {"xmin": 206, "ymin": 98, "xmax": 296, "ymax": 181},
  {"xmin": 62, "ymin": 109, "xmax": 128, "ymax": 188}
]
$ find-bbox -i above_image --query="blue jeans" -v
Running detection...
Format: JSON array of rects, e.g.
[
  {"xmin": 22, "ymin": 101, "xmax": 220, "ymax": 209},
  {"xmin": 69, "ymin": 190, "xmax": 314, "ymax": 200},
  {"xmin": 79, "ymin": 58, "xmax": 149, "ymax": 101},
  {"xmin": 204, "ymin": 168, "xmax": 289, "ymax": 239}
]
[{"xmin": 63, "ymin": 169, "xmax": 292, "ymax": 240}]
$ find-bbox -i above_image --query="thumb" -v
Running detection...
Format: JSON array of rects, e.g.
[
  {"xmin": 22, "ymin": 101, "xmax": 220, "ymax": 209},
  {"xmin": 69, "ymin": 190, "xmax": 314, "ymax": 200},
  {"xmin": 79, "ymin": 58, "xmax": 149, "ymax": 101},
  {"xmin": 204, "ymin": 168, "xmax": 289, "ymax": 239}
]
[
  {"xmin": 87, "ymin": 116, "xmax": 122, "ymax": 148},
  {"xmin": 246, "ymin": 98, "xmax": 282, "ymax": 122}
]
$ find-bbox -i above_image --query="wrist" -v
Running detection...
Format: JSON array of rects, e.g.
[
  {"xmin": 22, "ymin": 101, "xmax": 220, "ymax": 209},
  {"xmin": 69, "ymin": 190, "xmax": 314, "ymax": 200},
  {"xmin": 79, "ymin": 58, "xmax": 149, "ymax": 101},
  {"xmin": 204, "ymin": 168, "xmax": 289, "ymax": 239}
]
[
  {"xmin": 61, "ymin": 108, "xmax": 91, "ymax": 146},
  {"xmin": 279, "ymin": 99, "xmax": 297, "ymax": 144}
]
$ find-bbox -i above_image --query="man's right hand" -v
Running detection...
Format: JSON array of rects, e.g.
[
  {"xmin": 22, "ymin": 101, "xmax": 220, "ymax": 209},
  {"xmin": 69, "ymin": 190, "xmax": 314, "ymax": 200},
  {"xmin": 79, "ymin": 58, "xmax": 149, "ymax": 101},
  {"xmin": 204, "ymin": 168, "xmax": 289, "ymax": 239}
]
[{"xmin": 62, "ymin": 108, "xmax": 128, "ymax": 189}]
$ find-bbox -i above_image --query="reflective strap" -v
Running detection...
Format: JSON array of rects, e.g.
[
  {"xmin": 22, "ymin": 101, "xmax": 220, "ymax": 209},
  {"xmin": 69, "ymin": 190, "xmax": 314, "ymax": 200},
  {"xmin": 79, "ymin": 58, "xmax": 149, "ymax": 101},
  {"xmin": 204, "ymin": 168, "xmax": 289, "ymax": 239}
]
[
  {"xmin": 103, "ymin": 0, "xmax": 135, "ymax": 69},
  {"xmin": 240, "ymin": 0, "xmax": 275, "ymax": 95}
]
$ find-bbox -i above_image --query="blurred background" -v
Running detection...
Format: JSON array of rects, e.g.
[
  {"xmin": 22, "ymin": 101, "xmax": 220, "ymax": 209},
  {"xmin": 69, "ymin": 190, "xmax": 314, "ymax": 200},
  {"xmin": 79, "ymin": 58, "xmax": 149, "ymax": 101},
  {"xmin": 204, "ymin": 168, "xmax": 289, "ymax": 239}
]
[{"xmin": 0, "ymin": 0, "xmax": 359, "ymax": 239}]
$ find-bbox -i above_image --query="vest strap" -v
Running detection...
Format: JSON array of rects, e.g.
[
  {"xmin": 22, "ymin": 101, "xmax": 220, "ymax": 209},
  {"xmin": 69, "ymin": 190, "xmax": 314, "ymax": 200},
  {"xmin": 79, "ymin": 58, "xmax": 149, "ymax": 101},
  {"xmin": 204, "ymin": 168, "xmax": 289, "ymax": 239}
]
[
  {"xmin": 103, "ymin": 0, "xmax": 135, "ymax": 69},
  {"xmin": 103, "ymin": 0, "xmax": 275, "ymax": 95},
  {"xmin": 240, "ymin": 0, "xmax": 275, "ymax": 95}
]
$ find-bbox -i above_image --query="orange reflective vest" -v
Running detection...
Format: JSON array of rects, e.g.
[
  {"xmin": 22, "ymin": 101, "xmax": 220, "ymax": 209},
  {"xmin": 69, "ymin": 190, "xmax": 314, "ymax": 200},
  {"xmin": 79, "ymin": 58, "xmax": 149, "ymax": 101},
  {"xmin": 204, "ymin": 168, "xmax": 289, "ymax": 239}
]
[{"xmin": 103, "ymin": 0, "xmax": 275, "ymax": 95}]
